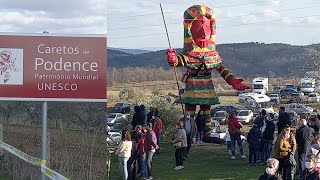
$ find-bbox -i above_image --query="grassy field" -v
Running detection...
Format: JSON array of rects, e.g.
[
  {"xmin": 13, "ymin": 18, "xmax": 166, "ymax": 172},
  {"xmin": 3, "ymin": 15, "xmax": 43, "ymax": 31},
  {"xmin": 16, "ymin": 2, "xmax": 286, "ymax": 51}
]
[
  {"xmin": 109, "ymin": 143, "xmax": 264, "ymax": 180},
  {"xmin": 0, "ymin": 171, "xmax": 11, "ymax": 180}
]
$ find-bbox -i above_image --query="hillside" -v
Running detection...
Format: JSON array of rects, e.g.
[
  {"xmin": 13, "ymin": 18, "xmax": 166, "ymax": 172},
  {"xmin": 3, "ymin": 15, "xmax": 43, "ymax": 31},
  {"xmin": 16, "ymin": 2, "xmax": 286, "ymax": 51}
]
[{"xmin": 107, "ymin": 42, "xmax": 320, "ymax": 77}]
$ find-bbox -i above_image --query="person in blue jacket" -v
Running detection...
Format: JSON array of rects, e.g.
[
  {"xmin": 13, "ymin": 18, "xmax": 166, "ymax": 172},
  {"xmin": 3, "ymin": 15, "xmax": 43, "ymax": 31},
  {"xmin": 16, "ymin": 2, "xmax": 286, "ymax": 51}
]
[{"xmin": 247, "ymin": 124, "xmax": 262, "ymax": 166}]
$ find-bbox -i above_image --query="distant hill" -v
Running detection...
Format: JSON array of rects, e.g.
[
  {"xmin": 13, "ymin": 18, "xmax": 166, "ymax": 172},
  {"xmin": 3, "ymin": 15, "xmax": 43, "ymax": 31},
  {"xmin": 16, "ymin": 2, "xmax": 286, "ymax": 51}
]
[
  {"xmin": 108, "ymin": 47, "xmax": 151, "ymax": 55},
  {"xmin": 107, "ymin": 42, "xmax": 320, "ymax": 77}
]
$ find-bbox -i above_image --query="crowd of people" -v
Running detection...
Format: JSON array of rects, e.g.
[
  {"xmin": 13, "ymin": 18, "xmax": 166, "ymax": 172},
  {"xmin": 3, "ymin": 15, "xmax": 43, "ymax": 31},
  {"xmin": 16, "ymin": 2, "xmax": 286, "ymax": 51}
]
[
  {"xmin": 115, "ymin": 106, "xmax": 163, "ymax": 180},
  {"xmin": 114, "ymin": 104, "xmax": 320, "ymax": 180},
  {"xmin": 240, "ymin": 107, "xmax": 320, "ymax": 180}
]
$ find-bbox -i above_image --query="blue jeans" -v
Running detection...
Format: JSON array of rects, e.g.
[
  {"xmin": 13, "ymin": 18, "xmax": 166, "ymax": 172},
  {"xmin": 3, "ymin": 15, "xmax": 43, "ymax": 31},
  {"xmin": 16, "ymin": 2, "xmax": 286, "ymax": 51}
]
[
  {"xmin": 263, "ymin": 140, "xmax": 273, "ymax": 163},
  {"xmin": 227, "ymin": 141, "xmax": 231, "ymax": 151},
  {"xmin": 118, "ymin": 157, "xmax": 129, "ymax": 180},
  {"xmin": 155, "ymin": 133, "xmax": 161, "ymax": 155},
  {"xmin": 196, "ymin": 129, "xmax": 203, "ymax": 141},
  {"xmin": 231, "ymin": 135, "xmax": 244, "ymax": 157},
  {"xmin": 140, "ymin": 153, "xmax": 147, "ymax": 177}
]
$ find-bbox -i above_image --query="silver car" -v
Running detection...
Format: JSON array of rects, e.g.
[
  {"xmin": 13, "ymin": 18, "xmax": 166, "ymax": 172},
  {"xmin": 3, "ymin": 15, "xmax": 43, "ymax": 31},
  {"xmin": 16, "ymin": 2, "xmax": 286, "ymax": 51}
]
[{"xmin": 285, "ymin": 103, "xmax": 313, "ymax": 115}]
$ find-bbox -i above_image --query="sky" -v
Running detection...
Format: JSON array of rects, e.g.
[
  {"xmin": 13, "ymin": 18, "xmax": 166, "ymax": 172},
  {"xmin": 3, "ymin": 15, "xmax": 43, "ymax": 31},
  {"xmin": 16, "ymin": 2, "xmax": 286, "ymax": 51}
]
[{"xmin": 1, "ymin": 0, "xmax": 320, "ymax": 50}]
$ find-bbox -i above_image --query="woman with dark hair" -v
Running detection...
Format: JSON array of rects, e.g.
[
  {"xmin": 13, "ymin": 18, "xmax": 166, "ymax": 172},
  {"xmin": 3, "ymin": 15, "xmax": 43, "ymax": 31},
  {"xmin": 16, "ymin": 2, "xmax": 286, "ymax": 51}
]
[
  {"xmin": 115, "ymin": 130, "xmax": 133, "ymax": 180},
  {"xmin": 195, "ymin": 110, "xmax": 205, "ymax": 143}
]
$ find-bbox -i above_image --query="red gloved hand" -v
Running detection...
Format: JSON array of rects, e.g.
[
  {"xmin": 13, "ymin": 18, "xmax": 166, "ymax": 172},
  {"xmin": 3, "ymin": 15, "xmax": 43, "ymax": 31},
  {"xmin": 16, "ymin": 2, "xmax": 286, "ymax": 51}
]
[
  {"xmin": 228, "ymin": 77, "xmax": 251, "ymax": 91},
  {"xmin": 166, "ymin": 48, "xmax": 177, "ymax": 65}
]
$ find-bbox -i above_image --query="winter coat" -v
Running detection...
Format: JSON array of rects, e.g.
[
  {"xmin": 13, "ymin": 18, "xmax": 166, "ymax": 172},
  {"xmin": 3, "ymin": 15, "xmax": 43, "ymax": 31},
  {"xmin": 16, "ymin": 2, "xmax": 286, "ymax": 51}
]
[
  {"xmin": 275, "ymin": 138, "xmax": 291, "ymax": 159},
  {"xmin": 136, "ymin": 105, "xmax": 147, "ymax": 126},
  {"xmin": 227, "ymin": 116, "xmax": 242, "ymax": 139},
  {"xmin": 153, "ymin": 118, "xmax": 163, "ymax": 135},
  {"xmin": 296, "ymin": 125, "xmax": 314, "ymax": 154},
  {"xmin": 131, "ymin": 106, "xmax": 140, "ymax": 128},
  {"xmin": 180, "ymin": 117, "xmax": 197, "ymax": 139},
  {"xmin": 247, "ymin": 126, "xmax": 262, "ymax": 148},
  {"xmin": 277, "ymin": 112, "xmax": 291, "ymax": 134},
  {"xmin": 144, "ymin": 129, "xmax": 157, "ymax": 151},
  {"xmin": 195, "ymin": 115, "xmax": 205, "ymax": 131},
  {"xmin": 259, "ymin": 173, "xmax": 282, "ymax": 180},
  {"xmin": 115, "ymin": 140, "xmax": 133, "ymax": 158},
  {"xmin": 258, "ymin": 172, "xmax": 283, "ymax": 180},
  {"xmin": 263, "ymin": 120, "xmax": 276, "ymax": 140},
  {"xmin": 173, "ymin": 128, "xmax": 187, "ymax": 148},
  {"xmin": 302, "ymin": 168, "xmax": 320, "ymax": 180},
  {"xmin": 306, "ymin": 143, "xmax": 320, "ymax": 167}
]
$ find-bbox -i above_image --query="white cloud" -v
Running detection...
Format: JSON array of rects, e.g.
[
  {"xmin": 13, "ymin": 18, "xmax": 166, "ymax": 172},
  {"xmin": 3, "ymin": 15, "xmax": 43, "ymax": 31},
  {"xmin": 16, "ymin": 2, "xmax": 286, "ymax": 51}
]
[
  {"xmin": 307, "ymin": 16, "xmax": 319, "ymax": 24},
  {"xmin": 240, "ymin": 15, "xmax": 258, "ymax": 24},
  {"xmin": 271, "ymin": 0, "xmax": 281, "ymax": 6},
  {"xmin": 264, "ymin": 9, "xmax": 281, "ymax": 19}
]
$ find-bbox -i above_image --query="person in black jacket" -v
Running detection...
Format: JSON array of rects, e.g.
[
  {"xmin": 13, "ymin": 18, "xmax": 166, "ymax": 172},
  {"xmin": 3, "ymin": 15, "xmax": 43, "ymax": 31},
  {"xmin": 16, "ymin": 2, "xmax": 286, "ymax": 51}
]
[
  {"xmin": 259, "ymin": 158, "xmax": 283, "ymax": 180},
  {"xmin": 247, "ymin": 124, "xmax": 262, "ymax": 166},
  {"xmin": 131, "ymin": 106, "xmax": 140, "ymax": 129},
  {"xmin": 263, "ymin": 113, "xmax": 276, "ymax": 164},
  {"xmin": 147, "ymin": 107, "xmax": 155, "ymax": 123},
  {"xmin": 296, "ymin": 116, "xmax": 315, "ymax": 175},
  {"xmin": 276, "ymin": 107, "xmax": 291, "ymax": 134}
]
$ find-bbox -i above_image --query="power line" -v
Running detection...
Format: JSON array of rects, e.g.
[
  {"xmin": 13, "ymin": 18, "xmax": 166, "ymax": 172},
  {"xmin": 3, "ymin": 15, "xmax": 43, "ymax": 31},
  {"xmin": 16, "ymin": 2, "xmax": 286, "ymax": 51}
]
[
  {"xmin": 106, "ymin": 0, "xmax": 283, "ymax": 20},
  {"xmin": 107, "ymin": 4, "xmax": 320, "ymax": 31},
  {"xmin": 107, "ymin": 14, "xmax": 320, "ymax": 40}
]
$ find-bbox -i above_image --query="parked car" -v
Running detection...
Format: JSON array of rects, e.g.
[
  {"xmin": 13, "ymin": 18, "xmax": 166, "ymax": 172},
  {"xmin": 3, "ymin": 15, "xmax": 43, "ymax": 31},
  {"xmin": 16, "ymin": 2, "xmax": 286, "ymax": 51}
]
[
  {"xmin": 280, "ymin": 88, "xmax": 303, "ymax": 99},
  {"xmin": 109, "ymin": 123, "xmax": 126, "ymax": 132},
  {"xmin": 269, "ymin": 94, "xmax": 280, "ymax": 103},
  {"xmin": 211, "ymin": 105, "xmax": 236, "ymax": 117},
  {"xmin": 289, "ymin": 92, "xmax": 303, "ymax": 103},
  {"xmin": 106, "ymin": 132, "xmax": 122, "ymax": 144},
  {"xmin": 106, "ymin": 113, "xmax": 126, "ymax": 126},
  {"xmin": 111, "ymin": 102, "xmax": 131, "ymax": 113},
  {"xmin": 308, "ymin": 93, "xmax": 320, "ymax": 103},
  {"xmin": 285, "ymin": 103, "xmax": 313, "ymax": 115},
  {"xmin": 272, "ymin": 86, "xmax": 282, "ymax": 94},
  {"xmin": 212, "ymin": 111, "xmax": 229, "ymax": 124},
  {"xmin": 285, "ymin": 84, "xmax": 296, "ymax": 90},
  {"xmin": 237, "ymin": 110, "xmax": 254, "ymax": 124}
]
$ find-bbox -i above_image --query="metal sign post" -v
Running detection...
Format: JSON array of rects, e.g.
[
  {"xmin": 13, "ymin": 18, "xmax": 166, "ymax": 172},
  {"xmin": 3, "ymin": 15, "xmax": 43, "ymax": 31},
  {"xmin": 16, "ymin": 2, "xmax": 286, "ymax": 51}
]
[{"xmin": 41, "ymin": 101, "xmax": 48, "ymax": 180}]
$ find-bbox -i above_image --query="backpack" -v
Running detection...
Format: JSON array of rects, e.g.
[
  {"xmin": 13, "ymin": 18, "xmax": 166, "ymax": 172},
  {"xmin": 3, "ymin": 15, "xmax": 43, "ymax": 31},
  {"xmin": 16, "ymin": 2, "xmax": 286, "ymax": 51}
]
[{"xmin": 229, "ymin": 125, "xmax": 241, "ymax": 138}]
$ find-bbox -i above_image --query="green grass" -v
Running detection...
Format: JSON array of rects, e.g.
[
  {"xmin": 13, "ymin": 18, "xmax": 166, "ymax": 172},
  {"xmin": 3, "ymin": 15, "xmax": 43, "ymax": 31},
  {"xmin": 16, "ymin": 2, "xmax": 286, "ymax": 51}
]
[
  {"xmin": 0, "ymin": 171, "xmax": 12, "ymax": 180},
  {"xmin": 109, "ymin": 143, "xmax": 264, "ymax": 180}
]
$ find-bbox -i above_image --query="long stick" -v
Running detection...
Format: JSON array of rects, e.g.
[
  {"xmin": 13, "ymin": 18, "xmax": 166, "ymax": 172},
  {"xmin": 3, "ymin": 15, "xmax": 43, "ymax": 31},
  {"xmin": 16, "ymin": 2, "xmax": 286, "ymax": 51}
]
[{"xmin": 160, "ymin": 3, "xmax": 185, "ymax": 115}]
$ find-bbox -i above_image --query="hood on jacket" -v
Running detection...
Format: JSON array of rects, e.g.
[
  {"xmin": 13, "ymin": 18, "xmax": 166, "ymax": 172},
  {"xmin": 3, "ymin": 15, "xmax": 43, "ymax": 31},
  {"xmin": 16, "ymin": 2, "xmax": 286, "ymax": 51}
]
[
  {"xmin": 134, "ymin": 106, "xmax": 140, "ymax": 112},
  {"xmin": 139, "ymin": 105, "xmax": 145, "ymax": 112}
]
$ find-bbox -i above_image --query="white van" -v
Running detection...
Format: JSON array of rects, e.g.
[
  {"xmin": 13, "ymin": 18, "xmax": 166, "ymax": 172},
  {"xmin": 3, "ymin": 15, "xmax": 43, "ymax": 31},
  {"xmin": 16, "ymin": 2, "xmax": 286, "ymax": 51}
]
[{"xmin": 238, "ymin": 93, "xmax": 274, "ymax": 115}]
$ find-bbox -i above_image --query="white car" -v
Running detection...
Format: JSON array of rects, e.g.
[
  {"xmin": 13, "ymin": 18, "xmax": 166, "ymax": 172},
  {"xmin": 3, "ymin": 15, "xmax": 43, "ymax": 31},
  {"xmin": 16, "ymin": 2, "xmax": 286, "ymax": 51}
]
[
  {"xmin": 269, "ymin": 94, "xmax": 280, "ymax": 104},
  {"xmin": 237, "ymin": 110, "xmax": 254, "ymax": 123},
  {"xmin": 308, "ymin": 93, "xmax": 320, "ymax": 103},
  {"xmin": 106, "ymin": 113, "xmax": 126, "ymax": 126},
  {"xmin": 106, "ymin": 132, "xmax": 121, "ymax": 144}
]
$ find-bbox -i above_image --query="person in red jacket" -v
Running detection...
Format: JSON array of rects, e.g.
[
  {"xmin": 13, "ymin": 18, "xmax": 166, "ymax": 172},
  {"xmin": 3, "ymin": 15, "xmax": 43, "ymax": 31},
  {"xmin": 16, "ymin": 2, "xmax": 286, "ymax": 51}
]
[
  {"xmin": 152, "ymin": 114, "xmax": 163, "ymax": 156},
  {"xmin": 227, "ymin": 111, "xmax": 246, "ymax": 160}
]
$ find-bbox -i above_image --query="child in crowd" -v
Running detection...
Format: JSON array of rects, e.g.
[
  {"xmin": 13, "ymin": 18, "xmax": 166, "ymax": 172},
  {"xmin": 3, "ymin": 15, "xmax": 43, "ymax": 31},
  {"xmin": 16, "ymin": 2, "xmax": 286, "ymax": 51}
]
[{"xmin": 224, "ymin": 128, "xmax": 232, "ymax": 155}]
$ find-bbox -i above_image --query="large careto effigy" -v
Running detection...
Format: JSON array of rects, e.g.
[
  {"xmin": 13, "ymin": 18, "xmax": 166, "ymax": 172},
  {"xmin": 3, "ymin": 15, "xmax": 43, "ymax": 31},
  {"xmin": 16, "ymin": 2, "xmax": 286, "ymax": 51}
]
[{"xmin": 166, "ymin": 4, "xmax": 250, "ymax": 140}]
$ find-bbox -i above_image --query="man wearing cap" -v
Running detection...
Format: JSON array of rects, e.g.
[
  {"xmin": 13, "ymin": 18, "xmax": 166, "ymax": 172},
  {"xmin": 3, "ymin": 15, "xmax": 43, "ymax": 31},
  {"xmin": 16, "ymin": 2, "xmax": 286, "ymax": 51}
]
[{"xmin": 296, "ymin": 115, "xmax": 315, "ymax": 175}]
